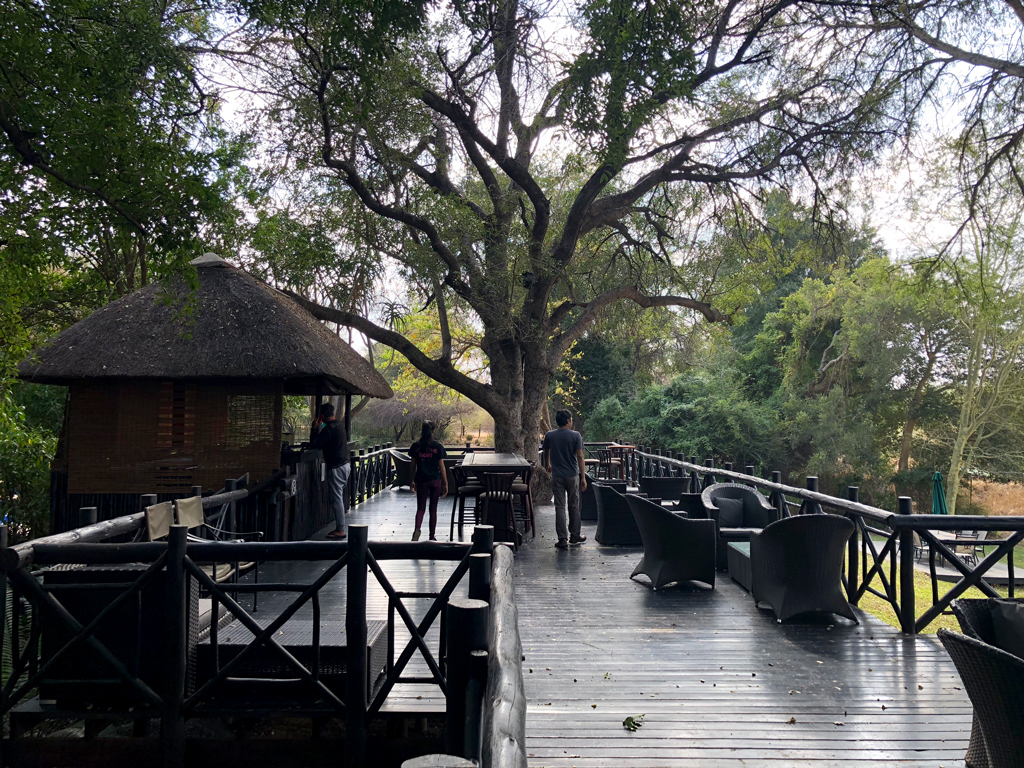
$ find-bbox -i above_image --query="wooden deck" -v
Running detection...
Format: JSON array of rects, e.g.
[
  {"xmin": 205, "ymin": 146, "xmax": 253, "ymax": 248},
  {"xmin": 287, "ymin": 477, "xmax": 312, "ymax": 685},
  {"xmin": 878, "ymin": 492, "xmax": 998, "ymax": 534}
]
[{"xmin": 270, "ymin": 489, "xmax": 972, "ymax": 766}]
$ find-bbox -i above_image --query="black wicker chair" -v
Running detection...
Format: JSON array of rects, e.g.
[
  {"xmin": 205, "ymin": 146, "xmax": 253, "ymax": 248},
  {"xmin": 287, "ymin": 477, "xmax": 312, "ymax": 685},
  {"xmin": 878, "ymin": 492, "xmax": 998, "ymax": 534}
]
[
  {"xmin": 626, "ymin": 495, "xmax": 715, "ymax": 590},
  {"xmin": 749, "ymin": 513, "xmax": 858, "ymax": 623},
  {"xmin": 638, "ymin": 476, "xmax": 690, "ymax": 509},
  {"xmin": 951, "ymin": 598, "xmax": 1024, "ymax": 768},
  {"xmin": 939, "ymin": 627, "xmax": 1024, "ymax": 768},
  {"xmin": 581, "ymin": 475, "xmax": 626, "ymax": 521},
  {"xmin": 388, "ymin": 448, "xmax": 412, "ymax": 489},
  {"xmin": 701, "ymin": 483, "xmax": 779, "ymax": 569},
  {"xmin": 594, "ymin": 484, "xmax": 642, "ymax": 545}
]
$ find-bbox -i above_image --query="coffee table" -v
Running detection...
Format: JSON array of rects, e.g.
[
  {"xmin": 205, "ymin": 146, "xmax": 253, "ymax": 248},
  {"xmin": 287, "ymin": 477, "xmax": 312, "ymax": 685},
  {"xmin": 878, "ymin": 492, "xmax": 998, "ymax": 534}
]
[{"xmin": 727, "ymin": 541, "xmax": 753, "ymax": 592}]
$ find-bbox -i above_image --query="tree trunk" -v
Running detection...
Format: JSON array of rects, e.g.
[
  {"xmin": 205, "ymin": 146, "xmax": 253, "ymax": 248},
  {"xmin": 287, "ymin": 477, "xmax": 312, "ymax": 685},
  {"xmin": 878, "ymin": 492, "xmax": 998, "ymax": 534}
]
[
  {"xmin": 898, "ymin": 350, "xmax": 938, "ymax": 473},
  {"xmin": 897, "ymin": 417, "xmax": 917, "ymax": 474}
]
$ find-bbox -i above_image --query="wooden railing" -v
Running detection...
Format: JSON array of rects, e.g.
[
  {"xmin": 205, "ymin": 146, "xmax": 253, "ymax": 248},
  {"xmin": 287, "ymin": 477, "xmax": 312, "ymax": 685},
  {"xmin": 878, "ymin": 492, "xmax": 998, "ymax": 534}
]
[
  {"xmin": 0, "ymin": 519, "xmax": 525, "ymax": 767},
  {"xmin": 635, "ymin": 448, "xmax": 1024, "ymax": 635}
]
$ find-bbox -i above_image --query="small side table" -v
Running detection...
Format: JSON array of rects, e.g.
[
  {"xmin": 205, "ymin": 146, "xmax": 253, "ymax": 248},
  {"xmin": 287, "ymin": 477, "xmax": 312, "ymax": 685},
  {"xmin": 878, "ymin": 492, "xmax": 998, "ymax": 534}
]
[{"xmin": 727, "ymin": 541, "xmax": 753, "ymax": 593}]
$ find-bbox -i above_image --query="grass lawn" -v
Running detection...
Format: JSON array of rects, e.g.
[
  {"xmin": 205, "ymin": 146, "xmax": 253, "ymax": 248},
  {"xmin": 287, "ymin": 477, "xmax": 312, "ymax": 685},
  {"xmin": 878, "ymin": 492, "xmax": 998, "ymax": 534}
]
[{"xmin": 856, "ymin": 569, "xmax": 1013, "ymax": 634}]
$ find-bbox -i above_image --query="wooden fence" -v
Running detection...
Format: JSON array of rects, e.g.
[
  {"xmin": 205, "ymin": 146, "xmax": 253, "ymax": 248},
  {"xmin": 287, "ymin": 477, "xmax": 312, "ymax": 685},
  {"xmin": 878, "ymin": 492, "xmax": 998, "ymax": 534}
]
[{"xmin": 0, "ymin": 507, "xmax": 526, "ymax": 768}]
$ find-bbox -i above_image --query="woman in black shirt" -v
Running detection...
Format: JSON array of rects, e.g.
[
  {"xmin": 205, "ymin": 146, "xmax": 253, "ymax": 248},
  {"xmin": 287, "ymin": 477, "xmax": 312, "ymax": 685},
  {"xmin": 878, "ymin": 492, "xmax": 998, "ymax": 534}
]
[{"xmin": 409, "ymin": 422, "xmax": 448, "ymax": 541}]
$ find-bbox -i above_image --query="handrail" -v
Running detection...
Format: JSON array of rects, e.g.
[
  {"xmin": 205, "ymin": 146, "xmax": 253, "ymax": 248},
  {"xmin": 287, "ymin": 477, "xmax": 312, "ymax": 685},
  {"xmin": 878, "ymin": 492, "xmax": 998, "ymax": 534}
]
[
  {"xmin": 637, "ymin": 448, "xmax": 1024, "ymax": 635},
  {"xmin": 482, "ymin": 543, "xmax": 527, "ymax": 768},
  {"xmin": 638, "ymin": 452, "xmax": 896, "ymax": 523}
]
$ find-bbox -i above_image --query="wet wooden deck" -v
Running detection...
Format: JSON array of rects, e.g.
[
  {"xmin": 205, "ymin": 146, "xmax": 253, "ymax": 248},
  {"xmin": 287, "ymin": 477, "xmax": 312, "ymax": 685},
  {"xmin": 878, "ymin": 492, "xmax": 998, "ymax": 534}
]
[{"xmin": 267, "ymin": 489, "xmax": 973, "ymax": 766}]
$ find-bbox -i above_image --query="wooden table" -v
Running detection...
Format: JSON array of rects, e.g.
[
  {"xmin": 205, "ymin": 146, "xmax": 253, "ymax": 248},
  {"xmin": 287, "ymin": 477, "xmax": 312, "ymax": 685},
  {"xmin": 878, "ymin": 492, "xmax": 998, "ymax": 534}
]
[
  {"xmin": 458, "ymin": 452, "xmax": 530, "ymax": 475},
  {"xmin": 458, "ymin": 453, "xmax": 530, "ymax": 546}
]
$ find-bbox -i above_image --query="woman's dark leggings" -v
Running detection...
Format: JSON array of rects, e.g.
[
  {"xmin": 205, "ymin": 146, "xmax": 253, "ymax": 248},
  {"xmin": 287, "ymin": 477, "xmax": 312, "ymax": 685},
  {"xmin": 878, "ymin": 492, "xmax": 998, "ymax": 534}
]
[{"xmin": 415, "ymin": 478, "xmax": 443, "ymax": 537}]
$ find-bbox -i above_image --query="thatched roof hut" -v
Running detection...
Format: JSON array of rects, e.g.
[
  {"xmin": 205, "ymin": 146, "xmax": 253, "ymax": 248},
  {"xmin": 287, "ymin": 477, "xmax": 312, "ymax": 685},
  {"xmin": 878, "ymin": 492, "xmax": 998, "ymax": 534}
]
[
  {"xmin": 19, "ymin": 254, "xmax": 391, "ymax": 498},
  {"xmin": 20, "ymin": 253, "xmax": 392, "ymax": 398}
]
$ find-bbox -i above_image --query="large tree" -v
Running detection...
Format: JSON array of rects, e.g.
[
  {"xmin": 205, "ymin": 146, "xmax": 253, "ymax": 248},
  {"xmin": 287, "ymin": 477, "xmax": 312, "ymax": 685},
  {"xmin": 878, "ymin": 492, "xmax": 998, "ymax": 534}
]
[{"xmin": 224, "ymin": 0, "xmax": 909, "ymax": 455}]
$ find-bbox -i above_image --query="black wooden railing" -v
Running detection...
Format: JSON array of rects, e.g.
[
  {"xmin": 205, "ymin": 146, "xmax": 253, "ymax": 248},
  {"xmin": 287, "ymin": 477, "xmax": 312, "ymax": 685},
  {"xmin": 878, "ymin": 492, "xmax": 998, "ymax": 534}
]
[
  {"xmin": 635, "ymin": 448, "xmax": 1024, "ymax": 635},
  {"xmin": 0, "ymin": 514, "xmax": 525, "ymax": 768}
]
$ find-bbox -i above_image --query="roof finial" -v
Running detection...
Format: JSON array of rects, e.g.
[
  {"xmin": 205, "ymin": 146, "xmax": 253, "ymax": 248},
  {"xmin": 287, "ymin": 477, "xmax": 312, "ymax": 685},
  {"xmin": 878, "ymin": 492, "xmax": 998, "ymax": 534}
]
[{"xmin": 190, "ymin": 252, "xmax": 230, "ymax": 268}]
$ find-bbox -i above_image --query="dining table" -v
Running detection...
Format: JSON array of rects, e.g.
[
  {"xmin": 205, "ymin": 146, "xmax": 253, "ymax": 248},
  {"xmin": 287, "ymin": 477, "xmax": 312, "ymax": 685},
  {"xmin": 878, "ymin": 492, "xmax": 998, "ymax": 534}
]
[{"xmin": 457, "ymin": 453, "xmax": 531, "ymax": 546}]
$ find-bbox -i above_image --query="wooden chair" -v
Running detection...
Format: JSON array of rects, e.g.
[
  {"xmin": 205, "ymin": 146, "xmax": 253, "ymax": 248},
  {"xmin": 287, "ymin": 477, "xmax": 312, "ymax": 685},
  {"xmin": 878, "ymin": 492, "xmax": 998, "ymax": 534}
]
[
  {"xmin": 597, "ymin": 449, "xmax": 622, "ymax": 480},
  {"xmin": 449, "ymin": 466, "xmax": 484, "ymax": 540},
  {"xmin": 511, "ymin": 463, "xmax": 535, "ymax": 537},
  {"xmin": 479, "ymin": 473, "xmax": 519, "ymax": 548}
]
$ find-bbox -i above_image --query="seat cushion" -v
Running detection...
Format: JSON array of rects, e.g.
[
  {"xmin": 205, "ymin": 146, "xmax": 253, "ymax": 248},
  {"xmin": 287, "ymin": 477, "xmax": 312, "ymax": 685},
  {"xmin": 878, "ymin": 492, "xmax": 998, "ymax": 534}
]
[
  {"xmin": 458, "ymin": 485, "xmax": 485, "ymax": 495},
  {"xmin": 716, "ymin": 497, "xmax": 744, "ymax": 527},
  {"xmin": 990, "ymin": 598, "xmax": 1024, "ymax": 659}
]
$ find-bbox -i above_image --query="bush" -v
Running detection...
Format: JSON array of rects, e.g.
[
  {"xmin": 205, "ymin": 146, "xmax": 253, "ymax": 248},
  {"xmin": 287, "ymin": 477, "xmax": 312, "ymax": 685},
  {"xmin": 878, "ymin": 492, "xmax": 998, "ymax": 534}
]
[{"xmin": 0, "ymin": 389, "xmax": 55, "ymax": 542}]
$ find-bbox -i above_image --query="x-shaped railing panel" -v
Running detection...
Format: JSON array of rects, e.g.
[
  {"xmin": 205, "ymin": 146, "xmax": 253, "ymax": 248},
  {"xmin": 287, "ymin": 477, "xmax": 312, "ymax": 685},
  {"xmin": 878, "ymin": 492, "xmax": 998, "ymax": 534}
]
[
  {"xmin": 2, "ymin": 556, "xmax": 168, "ymax": 712},
  {"xmin": 183, "ymin": 553, "xmax": 348, "ymax": 714},
  {"xmin": 366, "ymin": 547, "xmax": 474, "ymax": 719}
]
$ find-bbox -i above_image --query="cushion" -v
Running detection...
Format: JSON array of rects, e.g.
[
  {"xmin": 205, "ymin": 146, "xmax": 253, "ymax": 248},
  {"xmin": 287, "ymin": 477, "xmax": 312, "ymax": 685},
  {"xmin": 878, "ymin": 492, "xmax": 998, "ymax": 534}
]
[
  {"xmin": 145, "ymin": 501, "xmax": 174, "ymax": 541},
  {"xmin": 989, "ymin": 599, "xmax": 1024, "ymax": 660},
  {"xmin": 715, "ymin": 497, "xmax": 745, "ymax": 528},
  {"xmin": 175, "ymin": 496, "xmax": 204, "ymax": 530}
]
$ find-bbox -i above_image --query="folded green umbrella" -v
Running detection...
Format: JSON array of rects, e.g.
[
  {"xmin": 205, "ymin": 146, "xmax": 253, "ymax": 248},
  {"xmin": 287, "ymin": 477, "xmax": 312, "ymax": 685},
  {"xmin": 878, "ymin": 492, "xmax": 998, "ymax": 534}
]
[{"xmin": 932, "ymin": 471, "xmax": 949, "ymax": 515}]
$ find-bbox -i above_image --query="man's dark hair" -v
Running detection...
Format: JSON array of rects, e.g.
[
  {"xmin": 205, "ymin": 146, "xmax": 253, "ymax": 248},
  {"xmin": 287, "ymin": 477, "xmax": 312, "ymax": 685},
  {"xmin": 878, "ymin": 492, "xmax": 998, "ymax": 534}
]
[
  {"xmin": 319, "ymin": 403, "xmax": 335, "ymax": 419},
  {"xmin": 555, "ymin": 409, "xmax": 572, "ymax": 427}
]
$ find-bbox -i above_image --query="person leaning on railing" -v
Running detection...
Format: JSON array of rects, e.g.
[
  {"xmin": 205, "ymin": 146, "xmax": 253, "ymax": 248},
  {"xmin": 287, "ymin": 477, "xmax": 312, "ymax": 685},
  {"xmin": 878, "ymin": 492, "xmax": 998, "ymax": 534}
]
[{"xmin": 310, "ymin": 402, "xmax": 351, "ymax": 540}]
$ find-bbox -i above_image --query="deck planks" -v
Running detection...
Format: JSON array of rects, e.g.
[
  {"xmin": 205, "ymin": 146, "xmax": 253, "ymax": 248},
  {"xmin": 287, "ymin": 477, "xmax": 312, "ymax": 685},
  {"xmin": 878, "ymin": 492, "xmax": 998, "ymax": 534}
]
[{"xmin": 246, "ymin": 488, "xmax": 973, "ymax": 765}]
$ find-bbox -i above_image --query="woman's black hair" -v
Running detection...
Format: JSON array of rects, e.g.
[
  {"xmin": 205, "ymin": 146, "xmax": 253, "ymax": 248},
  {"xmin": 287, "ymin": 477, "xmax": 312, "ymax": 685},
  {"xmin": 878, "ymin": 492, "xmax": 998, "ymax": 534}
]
[{"xmin": 418, "ymin": 421, "xmax": 435, "ymax": 445}]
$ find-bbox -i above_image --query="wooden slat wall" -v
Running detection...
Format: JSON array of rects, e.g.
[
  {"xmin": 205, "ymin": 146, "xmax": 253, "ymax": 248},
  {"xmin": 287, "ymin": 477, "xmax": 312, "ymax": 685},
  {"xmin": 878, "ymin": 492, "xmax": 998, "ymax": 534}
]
[{"xmin": 66, "ymin": 380, "xmax": 281, "ymax": 495}]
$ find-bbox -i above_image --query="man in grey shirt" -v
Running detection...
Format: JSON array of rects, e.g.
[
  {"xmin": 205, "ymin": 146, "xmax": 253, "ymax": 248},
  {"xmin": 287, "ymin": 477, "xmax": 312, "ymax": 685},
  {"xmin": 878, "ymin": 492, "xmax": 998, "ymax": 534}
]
[{"xmin": 541, "ymin": 409, "xmax": 588, "ymax": 549}]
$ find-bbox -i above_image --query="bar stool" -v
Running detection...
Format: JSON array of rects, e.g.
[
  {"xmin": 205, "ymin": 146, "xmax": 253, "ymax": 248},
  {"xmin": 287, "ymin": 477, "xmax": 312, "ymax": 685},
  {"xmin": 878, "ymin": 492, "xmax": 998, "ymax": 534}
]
[
  {"xmin": 479, "ymin": 473, "xmax": 518, "ymax": 548},
  {"xmin": 511, "ymin": 463, "xmax": 535, "ymax": 537},
  {"xmin": 449, "ymin": 466, "xmax": 484, "ymax": 540}
]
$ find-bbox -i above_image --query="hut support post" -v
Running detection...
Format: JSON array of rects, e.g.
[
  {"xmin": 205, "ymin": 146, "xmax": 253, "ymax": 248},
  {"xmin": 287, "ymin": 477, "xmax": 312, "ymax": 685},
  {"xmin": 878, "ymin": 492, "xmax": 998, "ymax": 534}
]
[{"xmin": 345, "ymin": 393, "xmax": 352, "ymax": 440}]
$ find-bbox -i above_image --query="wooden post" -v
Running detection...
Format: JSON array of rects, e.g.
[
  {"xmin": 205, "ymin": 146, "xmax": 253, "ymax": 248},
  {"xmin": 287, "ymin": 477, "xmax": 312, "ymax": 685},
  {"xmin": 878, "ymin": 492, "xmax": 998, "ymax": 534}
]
[
  {"xmin": 445, "ymin": 598, "xmax": 489, "ymax": 758},
  {"xmin": 724, "ymin": 461, "xmax": 733, "ymax": 473},
  {"xmin": 689, "ymin": 457, "xmax": 700, "ymax": 494},
  {"xmin": 800, "ymin": 477, "xmax": 823, "ymax": 515},
  {"xmin": 771, "ymin": 471, "xmax": 785, "ymax": 518},
  {"xmin": 702, "ymin": 459, "xmax": 716, "ymax": 490},
  {"xmin": 469, "ymin": 553, "xmax": 491, "ymax": 601},
  {"xmin": 346, "ymin": 525, "xmax": 369, "ymax": 767},
  {"xmin": 465, "ymin": 649, "xmax": 489, "ymax": 761},
  {"xmin": 471, "ymin": 525, "xmax": 494, "ymax": 554},
  {"xmin": 847, "ymin": 487, "xmax": 860, "ymax": 604},
  {"xmin": 80, "ymin": 506, "xmax": 98, "ymax": 527},
  {"xmin": 163, "ymin": 525, "xmax": 187, "ymax": 768},
  {"xmin": 141, "ymin": 494, "xmax": 158, "ymax": 510},
  {"xmin": 898, "ymin": 497, "xmax": 916, "ymax": 635},
  {"xmin": 344, "ymin": 392, "xmax": 352, "ymax": 441},
  {"xmin": 745, "ymin": 465, "xmax": 756, "ymax": 487}
]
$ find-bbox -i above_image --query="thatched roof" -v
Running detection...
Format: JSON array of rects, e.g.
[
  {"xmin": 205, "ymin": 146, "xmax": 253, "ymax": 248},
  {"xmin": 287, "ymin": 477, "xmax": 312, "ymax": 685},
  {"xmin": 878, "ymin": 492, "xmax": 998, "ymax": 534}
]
[{"xmin": 18, "ymin": 254, "xmax": 393, "ymax": 399}]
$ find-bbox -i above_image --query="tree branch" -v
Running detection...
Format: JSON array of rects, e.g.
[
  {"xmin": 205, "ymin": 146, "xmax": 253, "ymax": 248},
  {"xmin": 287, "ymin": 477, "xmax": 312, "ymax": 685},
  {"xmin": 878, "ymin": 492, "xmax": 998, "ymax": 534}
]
[{"xmin": 283, "ymin": 289, "xmax": 505, "ymax": 413}]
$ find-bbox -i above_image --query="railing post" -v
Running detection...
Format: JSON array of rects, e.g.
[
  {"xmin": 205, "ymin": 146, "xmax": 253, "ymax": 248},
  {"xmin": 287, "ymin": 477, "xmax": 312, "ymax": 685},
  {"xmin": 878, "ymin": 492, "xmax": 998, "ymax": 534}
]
[
  {"xmin": 724, "ymin": 461, "xmax": 733, "ymax": 473},
  {"xmin": 465, "ymin": 649, "xmax": 489, "ymax": 762},
  {"xmin": 445, "ymin": 598, "xmax": 489, "ymax": 758},
  {"xmin": 141, "ymin": 494, "xmax": 158, "ymax": 511},
  {"xmin": 469, "ymin": 552, "xmax": 492, "ymax": 601},
  {"xmin": 702, "ymin": 459, "xmax": 717, "ymax": 490},
  {"xmin": 163, "ymin": 525, "xmax": 187, "ymax": 768},
  {"xmin": 346, "ymin": 525, "xmax": 369, "ymax": 767},
  {"xmin": 745, "ymin": 465, "xmax": 756, "ymax": 487},
  {"xmin": 689, "ymin": 457, "xmax": 700, "ymax": 493},
  {"xmin": 356, "ymin": 449, "xmax": 367, "ymax": 503},
  {"xmin": 79, "ymin": 506, "xmax": 98, "ymax": 527},
  {"xmin": 847, "ymin": 486, "xmax": 860, "ymax": 604},
  {"xmin": 471, "ymin": 525, "xmax": 494, "ymax": 554},
  {"xmin": 897, "ymin": 497, "xmax": 916, "ymax": 635},
  {"xmin": 800, "ymin": 477, "xmax": 823, "ymax": 515},
  {"xmin": 770, "ymin": 471, "xmax": 785, "ymax": 518}
]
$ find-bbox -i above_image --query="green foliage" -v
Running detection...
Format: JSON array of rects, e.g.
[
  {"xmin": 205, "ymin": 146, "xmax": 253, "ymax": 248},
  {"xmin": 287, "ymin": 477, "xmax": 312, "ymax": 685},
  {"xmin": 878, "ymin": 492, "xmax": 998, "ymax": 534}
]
[
  {"xmin": 0, "ymin": 390, "xmax": 55, "ymax": 543},
  {"xmin": 563, "ymin": 0, "xmax": 698, "ymax": 169}
]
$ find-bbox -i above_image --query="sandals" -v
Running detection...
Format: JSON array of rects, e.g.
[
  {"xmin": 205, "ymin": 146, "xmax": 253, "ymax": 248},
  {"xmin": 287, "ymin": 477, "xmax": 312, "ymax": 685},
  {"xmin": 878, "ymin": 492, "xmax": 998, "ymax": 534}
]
[{"xmin": 326, "ymin": 529, "xmax": 347, "ymax": 540}]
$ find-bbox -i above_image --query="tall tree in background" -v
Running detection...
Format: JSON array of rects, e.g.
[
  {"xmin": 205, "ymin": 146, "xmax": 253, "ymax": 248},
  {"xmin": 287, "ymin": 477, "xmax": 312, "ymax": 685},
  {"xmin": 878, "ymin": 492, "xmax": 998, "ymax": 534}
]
[{"xmin": 246, "ymin": 0, "xmax": 911, "ymax": 456}]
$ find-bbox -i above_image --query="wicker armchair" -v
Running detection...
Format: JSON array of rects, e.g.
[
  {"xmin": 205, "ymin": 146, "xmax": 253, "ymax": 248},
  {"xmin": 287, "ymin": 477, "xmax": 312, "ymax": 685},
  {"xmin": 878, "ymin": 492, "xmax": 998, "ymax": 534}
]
[
  {"xmin": 638, "ymin": 476, "xmax": 690, "ymax": 509},
  {"xmin": 951, "ymin": 598, "xmax": 1024, "ymax": 768},
  {"xmin": 626, "ymin": 495, "xmax": 715, "ymax": 590},
  {"xmin": 939, "ymin": 627, "xmax": 1024, "ymax": 768},
  {"xmin": 388, "ymin": 448, "xmax": 412, "ymax": 490},
  {"xmin": 749, "ymin": 513, "xmax": 857, "ymax": 623},
  {"xmin": 581, "ymin": 475, "xmax": 626, "ymax": 521},
  {"xmin": 701, "ymin": 483, "xmax": 779, "ymax": 569},
  {"xmin": 594, "ymin": 484, "xmax": 642, "ymax": 545}
]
